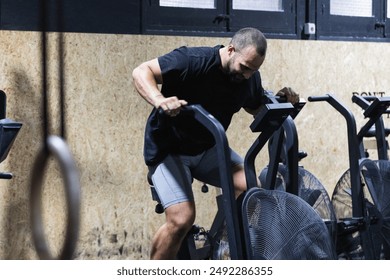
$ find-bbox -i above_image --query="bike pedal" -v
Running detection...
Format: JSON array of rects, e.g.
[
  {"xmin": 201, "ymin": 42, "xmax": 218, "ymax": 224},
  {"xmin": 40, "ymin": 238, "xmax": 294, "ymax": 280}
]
[{"xmin": 189, "ymin": 225, "xmax": 203, "ymax": 235}]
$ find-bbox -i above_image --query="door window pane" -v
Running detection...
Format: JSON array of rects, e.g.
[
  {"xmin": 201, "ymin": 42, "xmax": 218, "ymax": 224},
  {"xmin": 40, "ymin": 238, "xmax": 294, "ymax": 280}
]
[
  {"xmin": 388, "ymin": 0, "xmax": 390, "ymax": 18},
  {"xmin": 232, "ymin": 0, "xmax": 283, "ymax": 12},
  {"xmin": 330, "ymin": 0, "xmax": 373, "ymax": 17},
  {"xmin": 160, "ymin": 0, "xmax": 215, "ymax": 9}
]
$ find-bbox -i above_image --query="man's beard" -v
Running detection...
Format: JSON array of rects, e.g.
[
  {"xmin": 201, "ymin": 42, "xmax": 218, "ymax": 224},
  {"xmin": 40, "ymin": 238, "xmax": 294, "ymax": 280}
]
[
  {"xmin": 228, "ymin": 72, "xmax": 245, "ymax": 83},
  {"xmin": 226, "ymin": 57, "xmax": 245, "ymax": 83}
]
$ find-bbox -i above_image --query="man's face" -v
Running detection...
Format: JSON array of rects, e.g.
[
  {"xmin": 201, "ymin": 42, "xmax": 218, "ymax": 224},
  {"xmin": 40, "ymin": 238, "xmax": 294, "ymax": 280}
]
[{"xmin": 226, "ymin": 45, "xmax": 265, "ymax": 83}]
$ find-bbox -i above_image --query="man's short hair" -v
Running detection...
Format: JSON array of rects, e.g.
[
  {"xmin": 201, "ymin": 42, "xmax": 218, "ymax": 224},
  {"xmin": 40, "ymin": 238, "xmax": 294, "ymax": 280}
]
[{"xmin": 230, "ymin": 27, "xmax": 267, "ymax": 57}]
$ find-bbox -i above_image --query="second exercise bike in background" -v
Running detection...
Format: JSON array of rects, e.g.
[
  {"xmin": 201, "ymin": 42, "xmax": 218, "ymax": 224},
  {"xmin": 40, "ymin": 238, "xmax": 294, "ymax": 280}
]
[
  {"xmin": 258, "ymin": 93, "xmax": 338, "ymax": 247},
  {"xmin": 308, "ymin": 94, "xmax": 390, "ymax": 260}
]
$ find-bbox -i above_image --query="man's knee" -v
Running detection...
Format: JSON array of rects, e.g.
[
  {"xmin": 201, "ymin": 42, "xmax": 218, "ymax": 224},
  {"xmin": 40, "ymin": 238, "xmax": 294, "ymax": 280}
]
[
  {"xmin": 165, "ymin": 202, "xmax": 196, "ymax": 236},
  {"xmin": 232, "ymin": 165, "xmax": 247, "ymax": 192}
]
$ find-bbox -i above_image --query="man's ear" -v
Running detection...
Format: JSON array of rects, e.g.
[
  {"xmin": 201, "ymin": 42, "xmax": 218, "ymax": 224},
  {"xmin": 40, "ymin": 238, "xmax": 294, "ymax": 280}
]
[{"xmin": 227, "ymin": 44, "xmax": 235, "ymax": 55}]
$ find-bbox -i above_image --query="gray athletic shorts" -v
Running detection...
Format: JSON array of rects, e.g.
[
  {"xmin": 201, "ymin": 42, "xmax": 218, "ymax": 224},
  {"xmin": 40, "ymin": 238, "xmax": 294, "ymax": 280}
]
[{"xmin": 148, "ymin": 146, "xmax": 243, "ymax": 209}]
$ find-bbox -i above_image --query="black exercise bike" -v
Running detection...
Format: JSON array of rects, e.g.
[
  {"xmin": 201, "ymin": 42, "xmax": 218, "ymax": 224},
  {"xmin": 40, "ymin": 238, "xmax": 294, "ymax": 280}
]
[
  {"xmin": 258, "ymin": 93, "xmax": 338, "ymax": 246},
  {"xmin": 0, "ymin": 90, "xmax": 22, "ymax": 180},
  {"xmin": 308, "ymin": 94, "xmax": 390, "ymax": 259},
  {"xmin": 148, "ymin": 101, "xmax": 336, "ymax": 259},
  {"xmin": 350, "ymin": 94, "xmax": 390, "ymax": 259}
]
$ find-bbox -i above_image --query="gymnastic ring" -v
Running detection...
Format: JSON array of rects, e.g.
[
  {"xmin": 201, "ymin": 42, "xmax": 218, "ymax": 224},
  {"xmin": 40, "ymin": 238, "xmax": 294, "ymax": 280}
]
[{"xmin": 30, "ymin": 135, "xmax": 80, "ymax": 260}]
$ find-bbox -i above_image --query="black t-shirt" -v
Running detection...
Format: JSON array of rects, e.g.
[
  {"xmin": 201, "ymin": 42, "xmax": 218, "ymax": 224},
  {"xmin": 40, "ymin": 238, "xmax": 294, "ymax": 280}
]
[{"xmin": 143, "ymin": 45, "xmax": 264, "ymax": 166}]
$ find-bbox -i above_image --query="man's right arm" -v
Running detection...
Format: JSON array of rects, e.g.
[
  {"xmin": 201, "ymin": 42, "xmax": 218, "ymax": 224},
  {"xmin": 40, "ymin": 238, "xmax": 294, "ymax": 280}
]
[
  {"xmin": 132, "ymin": 58, "xmax": 187, "ymax": 116},
  {"xmin": 132, "ymin": 58, "xmax": 165, "ymax": 108}
]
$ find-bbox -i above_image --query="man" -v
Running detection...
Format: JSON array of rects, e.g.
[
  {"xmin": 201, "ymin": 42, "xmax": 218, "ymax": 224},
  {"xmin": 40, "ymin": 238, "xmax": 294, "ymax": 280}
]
[{"xmin": 132, "ymin": 27, "xmax": 298, "ymax": 259}]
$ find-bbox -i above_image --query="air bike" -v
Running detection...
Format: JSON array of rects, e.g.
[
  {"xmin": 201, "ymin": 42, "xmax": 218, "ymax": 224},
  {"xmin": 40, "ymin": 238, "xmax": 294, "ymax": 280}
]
[
  {"xmin": 148, "ymin": 100, "xmax": 336, "ymax": 259},
  {"xmin": 308, "ymin": 94, "xmax": 390, "ymax": 259},
  {"xmin": 257, "ymin": 93, "xmax": 338, "ymax": 249}
]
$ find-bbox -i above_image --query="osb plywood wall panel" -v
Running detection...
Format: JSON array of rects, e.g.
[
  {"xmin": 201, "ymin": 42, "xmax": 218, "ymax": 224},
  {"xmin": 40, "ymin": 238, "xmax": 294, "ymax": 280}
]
[{"xmin": 0, "ymin": 30, "xmax": 389, "ymax": 259}]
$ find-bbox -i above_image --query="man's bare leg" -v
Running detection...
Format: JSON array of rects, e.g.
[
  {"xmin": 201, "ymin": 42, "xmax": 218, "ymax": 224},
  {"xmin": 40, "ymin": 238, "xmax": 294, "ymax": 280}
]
[
  {"xmin": 150, "ymin": 201, "xmax": 196, "ymax": 260},
  {"xmin": 232, "ymin": 164, "xmax": 254, "ymax": 198}
]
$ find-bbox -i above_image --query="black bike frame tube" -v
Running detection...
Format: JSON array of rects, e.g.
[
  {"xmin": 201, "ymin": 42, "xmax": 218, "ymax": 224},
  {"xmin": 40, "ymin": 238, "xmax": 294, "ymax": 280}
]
[
  {"xmin": 352, "ymin": 95, "xmax": 378, "ymax": 158},
  {"xmin": 265, "ymin": 128, "xmax": 284, "ymax": 190},
  {"xmin": 181, "ymin": 105, "xmax": 243, "ymax": 260},
  {"xmin": 374, "ymin": 117, "xmax": 388, "ymax": 160},
  {"xmin": 245, "ymin": 128, "xmax": 279, "ymax": 189},
  {"xmin": 281, "ymin": 116, "xmax": 299, "ymax": 195},
  {"xmin": 308, "ymin": 94, "xmax": 363, "ymax": 218},
  {"xmin": 0, "ymin": 90, "xmax": 6, "ymax": 119},
  {"xmin": 264, "ymin": 116, "xmax": 299, "ymax": 195}
]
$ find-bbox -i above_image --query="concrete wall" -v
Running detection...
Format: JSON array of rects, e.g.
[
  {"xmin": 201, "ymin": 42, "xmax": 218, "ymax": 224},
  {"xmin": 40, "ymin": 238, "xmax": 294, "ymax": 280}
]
[{"xmin": 0, "ymin": 30, "xmax": 389, "ymax": 259}]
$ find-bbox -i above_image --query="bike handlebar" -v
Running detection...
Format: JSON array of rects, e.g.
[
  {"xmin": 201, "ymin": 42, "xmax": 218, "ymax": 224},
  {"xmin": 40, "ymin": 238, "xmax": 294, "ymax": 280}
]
[
  {"xmin": 352, "ymin": 95, "xmax": 390, "ymax": 115},
  {"xmin": 307, "ymin": 95, "xmax": 331, "ymax": 102}
]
